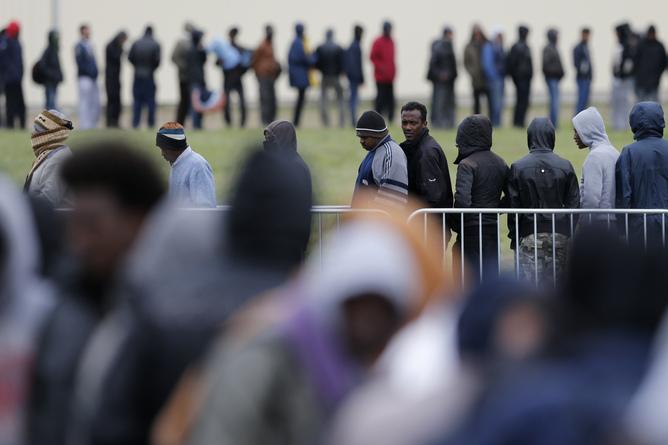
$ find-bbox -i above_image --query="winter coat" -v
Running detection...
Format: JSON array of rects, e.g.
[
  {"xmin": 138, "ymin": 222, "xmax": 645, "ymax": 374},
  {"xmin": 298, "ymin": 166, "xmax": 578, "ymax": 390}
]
[
  {"xmin": 542, "ymin": 43, "xmax": 564, "ymax": 80},
  {"xmin": 41, "ymin": 32, "xmax": 63, "ymax": 86},
  {"xmin": 427, "ymin": 38, "xmax": 458, "ymax": 84},
  {"xmin": 263, "ymin": 120, "xmax": 312, "ymax": 195},
  {"xmin": 572, "ymin": 107, "xmax": 619, "ymax": 209},
  {"xmin": 171, "ymin": 35, "xmax": 192, "ymax": 82},
  {"xmin": 400, "ymin": 129, "xmax": 453, "ymax": 209},
  {"xmin": 186, "ymin": 31, "xmax": 206, "ymax": 87},
  {"xmin": 506, "ymin": 40, "xmax": 533, "ymax": 82},
  {"xmin": 252, "ymin": 39, "xmax": 280, "ymax": 79},
  {"xmin": 288, "ymin": 37, "xmax": 312, "ymax": 89},
  {"xmin": 128, "ymin": 34, "xmax": 161, "ymax": 79},
  {"xmin": 25, "ymin": 146, "xmax": 71, "ymax": 206},
  {"xmin": 315, "ymin": 40, "xmax": 344, "ymax": 77},
  {"xmin": 633, "ymin": 38, "xmax": 667, "ymax": 91},
  {"xmin": 481, "ymin": 41, "xmax": 505, "ymax": 82},
  {"xmin": 508, "ymin": 118, "xmax": 580, "ymax": 242},
  {"xmin": 616, "ymin": 102, "xmax": 668, "ymax": 236},
  {"xmin": 75, "ymin": 40, "xmax": 98, "ymax": 79},
  {"xmin": 105, "ymin": 34, "xmax": 124, "ymax": 89},
  {"xmin": 572, "ymin": 41, "xmax": 592, "ymax": 80},
  {"xmin": 451, "ymin": 115, "xmax": 509, "ymax": 232},
  {"xmin": 370, "ymin": 35, "xmax": 396, "ymax": 83},
  {"xmin": 3, "ymin": 36, "xmax": 23, "ymax": 84},
  {"xmin": 464, "ymin": 40, "xmax": 486, "ymax": 90},
  {"xmin": 343, "ymin": 39, "xmax": 364, "ymax": 84}
]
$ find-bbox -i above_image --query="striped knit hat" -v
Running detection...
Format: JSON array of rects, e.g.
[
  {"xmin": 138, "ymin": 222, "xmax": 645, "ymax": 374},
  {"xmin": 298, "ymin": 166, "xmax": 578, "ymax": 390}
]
[
  {"xmin": 355, "ymin": 110, "xmax": 388, "ymax": 138},
  {"xmin": 31, "ymin": 109, "xmax": 73, "ymax": 157},
  {"xmin": 156, "ymin": 126, "xmax": 188, "ymax": 151}
]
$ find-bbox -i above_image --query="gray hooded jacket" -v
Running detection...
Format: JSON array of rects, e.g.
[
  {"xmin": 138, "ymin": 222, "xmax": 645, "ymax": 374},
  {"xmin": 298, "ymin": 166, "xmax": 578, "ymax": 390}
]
[{"xmin": 572, "ymin": 107, "xmax": 619, "ymax": 209}]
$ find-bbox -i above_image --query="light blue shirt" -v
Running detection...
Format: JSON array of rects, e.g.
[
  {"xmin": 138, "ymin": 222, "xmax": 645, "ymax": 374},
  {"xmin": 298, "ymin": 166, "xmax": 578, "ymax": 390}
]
[
  {"xmin": 169, "ymin": 147, "xmax": 217, "ymax": 208},
  {"xmin": 208, "ymin": 36, "xmax": 241, "ymax": 70}
]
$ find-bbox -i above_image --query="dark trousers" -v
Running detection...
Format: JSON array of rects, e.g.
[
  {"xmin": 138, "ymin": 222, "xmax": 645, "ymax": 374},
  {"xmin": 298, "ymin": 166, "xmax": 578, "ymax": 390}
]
[
  {"xmin": 375, "ymin": 82, "xmax": 395, "ymax": 123},
  {"xmin": 258, "ymin": 76, "xmax": 277, "ymax": 126},
  {"xmin": 472, "ymin": 87, "xmax": 489, "ymax": 115},
  {"xmin": 5, "ymin": 81, "xmax": 25, "ymax": 129},
  {"xmin": 132, "ymin": 77, "xmax": 156, "ymax": 128},
  {"xmin": 513, "ymin": 78, "xmax": 531, "ymax": 127},
  {"xmin": 432, "ymin": 81, "xmax": 456, "ymax": 128},
  {"xmin": 223, "ymin": 75, "xmax": 246, "ymax": 127},
  {"xmin": 176, "ymin": 80, "xmax": 190, "ymax": 125},
  {"xmin": 106, "ymin": 80, "xmax": 121, "ymax": 127},
  {"xmin": 293, "ymin": 87, "xmax": 307, "ymax": 127},
  {"xmin": 453, "ymin": 225, "xmax": 500, "ymax": 283}
]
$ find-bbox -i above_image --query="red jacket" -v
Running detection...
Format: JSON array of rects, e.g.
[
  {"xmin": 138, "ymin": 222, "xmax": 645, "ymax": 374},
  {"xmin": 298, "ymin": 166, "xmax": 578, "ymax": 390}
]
[{"xmin": 370, "ymin": 35, "xmax": 396, "ymax": 83}]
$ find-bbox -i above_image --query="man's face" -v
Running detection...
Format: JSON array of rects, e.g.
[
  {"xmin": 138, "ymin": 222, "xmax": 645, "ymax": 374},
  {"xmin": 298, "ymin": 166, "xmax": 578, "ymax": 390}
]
[
  {"xmin": 401, "ymin": 109, "xmax": 427, "ymax": 142},
  {"xmin": 582, "ymin": 31, "xmax": 590, "ymax": 43},
  {"xmin": 81, "ymin": 27, "xmax": 91, "ymax": 40},
  {"xmin": 66, "ymin": 190, "xmax": 144, "ymax": 282},
  {"xmin": 160, "ymin": 148, "xmax": 181, "ymax": 164},
  {"xmin": 358, "ymin": 135, "xmax": 382, "ymax": 151},
  {"xmin": 573, "ymin": 128, "xmax": 587, "ymax": 149}
]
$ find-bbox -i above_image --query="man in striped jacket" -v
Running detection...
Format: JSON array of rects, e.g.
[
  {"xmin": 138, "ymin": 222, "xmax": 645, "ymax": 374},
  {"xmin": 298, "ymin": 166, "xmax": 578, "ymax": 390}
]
[{"xmin": 353, "ymin": 110, "xmax": 408, "ymax": 206}]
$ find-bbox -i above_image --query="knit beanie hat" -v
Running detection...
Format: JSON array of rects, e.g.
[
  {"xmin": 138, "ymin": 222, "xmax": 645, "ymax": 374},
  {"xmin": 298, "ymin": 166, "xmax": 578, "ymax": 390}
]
[
  {"xmin": 156, "ymin": 126, "xmax": 188, "ymax": 151},
  {"xmin": 355, "ymin": 110, "xmax": 388, "ymax": 138},
  {"xmin": 31, "ymin": 109, "xmax": 73, "ymax": 158}
]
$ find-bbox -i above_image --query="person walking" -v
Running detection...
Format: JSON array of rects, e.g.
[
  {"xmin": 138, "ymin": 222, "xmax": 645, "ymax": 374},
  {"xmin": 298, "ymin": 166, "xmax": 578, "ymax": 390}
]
[
  {"xmin": 37, "ymin": 31, "xmax": 63, "ymax": 110},
  {"xmin": 616, "ymin": 102, "xmax": 668, "ymax": 245},
  {"xmin": 482, "ymin": 27, "xmax": 506, "ymax": 127},
  {"xmin": 428, "ymin": 26, "xmax": 458, "ymax": 128},
  {"xmin": 315, "ymin": 29, "xmax": 345, "ymax": 127},
  {"xmin": 370, "ymin": 21, "xmax": 396, "ymax": 123},
  {"xmin": 104, "ymin": 31, "xmax": 127, "ymax": 128},
  {"xmin": 572, "ymin": 106, "xmax": 619, "ymax": 213},
  {"xmin": 542, "ymin": 29, "xmax": 564, "ymax": 128},
  {"xmin": 452, "ymin": 114, "xmax": 509, "ymax": 282},
  {"xmin": 611, "ymin": 23, "xmax": 636, "ymax": 130},
  {"xmin": 128, "ymin": 25, "xmax": 161, "ymax": 129},
  {"xmin": 74, "ymin": 24, "xmax": 100, "ymax": 129},
  {"xmin": 251, "ymin": 25, "xmax": 281, "ymax": 126},
  {"xmin": 3, "ymin": 21, "xmax": 25, "ymax": 128},
  {"xmin": 506, "ymin": 25, "xmax": 533, "ymax": 128},
  {"xmin": 288, "ymin": 22, "xmax": 314, "ymax": 127},
  {"xmin": 155, "ymin": 122, "xmax": 216, "ymax": 207},
  {"xmin": 508, "ymin": 117, "xmax": 580, "ymax": 284},
  {"xmin": 573, "ymin": 27, "xmax": 593, "ymax": 114},
  {"xmin": 464, "ymin": 25, "xmax": 489, "ymax": 115},
  {"xmin": 172, "ymin": 23, "xmax": 194, "ymax": 125},
  {"xmin": 344, "ymin": 25, "xmax": 364, "ymax": 126},
  {"xmin": 633, "ymin": 25, "xmax": 667, "ymax": 102}
]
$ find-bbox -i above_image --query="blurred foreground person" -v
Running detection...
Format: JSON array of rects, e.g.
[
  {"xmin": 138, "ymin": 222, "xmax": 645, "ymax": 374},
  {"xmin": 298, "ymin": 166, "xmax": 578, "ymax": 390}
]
[
  {"xmin": 24, "ymin": 110, "xmax": 73, "ymax": 206},
  {"xmin": 508, "ymin": 117, "xmax": 579, "ymax": 285},
  {"xmin": 633, "ymin": 25, "xmax": 667, "ymax": 102},
  {"xmin": 440, "ymin": 226, "xmax": 668, "ymax": 445},
  {"xmin": 451, "ymin": 115, "xmax": 508, "ymax": 283},
  {"xmin": 370, "ymin": 21, "xmax": 396, "ymax": 123},
  {"xmin": 75, "ymin": 24, "xmax": 100, "ymax": 130},
  {"xmin": 352, "ymin": 110, "xmax": 408, "ymax": 206},
  {"xmin": 156, "ymin": 122, "xmax": 216, "ymax": 208},
  {"xmin": 506, "ymin": 25, "xmax": 532, "ymax": 128},
  {"xmin": 129, "ymin": 25, "xmax": 161, "ymax": 129},
  {"xmin": 252, "ymin": 25, "xmax": 281, "ymax": 126},
  {"xmin": 428, "ymin": 26, "xmax": 458, "ymax": 129},
  {"xmin": 572, "ymin": 107, "xmax": 619, "ymax": 212},
  {"xmin": 542, "ymin": 29, "xmax": 564, "ymax": 127},
  {"xmin": 0, "ymin": 176, "xmax": 54, "ymax": 445},
  {"xmin": 27, "ymin": 143, "xmax": 164, "ymax": 445},
  {"xmin": 616, "ymin": 101, "xmax": 668, "ymax": 245},
  {"xmin": 105, "ymin": 31, "xmax": 128, "ymax": 128}
]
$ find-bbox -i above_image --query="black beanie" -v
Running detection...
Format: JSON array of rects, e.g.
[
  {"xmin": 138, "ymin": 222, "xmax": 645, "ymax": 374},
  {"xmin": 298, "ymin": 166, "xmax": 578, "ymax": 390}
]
[{"xmin": 355, "ymin": 110, "xmax": 388, "ymax": 138}]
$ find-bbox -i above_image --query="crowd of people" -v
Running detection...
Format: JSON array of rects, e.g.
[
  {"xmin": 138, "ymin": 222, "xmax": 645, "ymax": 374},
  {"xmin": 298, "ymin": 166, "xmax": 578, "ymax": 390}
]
[{"xmin": 1, "ymin": 20, "xmax": 667, "ymax": 130}]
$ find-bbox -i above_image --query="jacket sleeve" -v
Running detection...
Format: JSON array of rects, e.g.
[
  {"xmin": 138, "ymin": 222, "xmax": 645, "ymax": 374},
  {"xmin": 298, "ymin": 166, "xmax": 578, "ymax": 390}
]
[
  {"xmin": 420, "ymin": 150, "xmax": 452, "ymax": 207},
  {"xmin": 581, "ymin": 155, "xmax": 603, "ymax": 209},
  {"xmin": 615, "ymin": 148, "xmax": 632, "ymax": 209},
  {"xmin": 373, "ymin": 147, "xmax": 408, "ymax": 206}
]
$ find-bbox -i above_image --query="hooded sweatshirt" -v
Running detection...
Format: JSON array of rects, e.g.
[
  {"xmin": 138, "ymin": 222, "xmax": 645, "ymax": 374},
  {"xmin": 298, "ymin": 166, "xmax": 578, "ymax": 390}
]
[
  {"xmin": 572, "ymin": 107, "xmax": 619, "ymax": 209},
  {"xmin": 263, "ymin": 120, "xmax": 313, "ymax": 196}
]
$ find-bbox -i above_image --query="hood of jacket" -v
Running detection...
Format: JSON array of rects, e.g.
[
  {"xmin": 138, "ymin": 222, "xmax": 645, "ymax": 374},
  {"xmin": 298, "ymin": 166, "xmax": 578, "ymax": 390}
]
[
  {"xmin": 455, "ymin": 115, "xmax": 493, "ymax": 163},
  {"xmin": 264, "ymin": 120, "xmax": 298, "ymax": 152},
  {"xmin": 527, "ymin": 117, "xmax": 556, "ymax": 151},
  {"xmin": 630, "ymin": 102, "xmax": 665, "ymax": 140},
  {"xmin": 572, "ymin": 106, "xmax": 610, "ymax": 148},
  {"xmin": 547, "ymin": 29, "xmax": 558, "ymax": 45}
]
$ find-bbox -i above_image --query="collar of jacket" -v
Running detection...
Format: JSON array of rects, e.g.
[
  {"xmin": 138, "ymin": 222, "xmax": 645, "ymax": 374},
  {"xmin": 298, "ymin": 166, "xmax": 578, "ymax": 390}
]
[
  {"xmin": 400, "ymin": 128, "xmax": 429, "ymax": 153},
  {"xmin": 528, "ymin": 147, "xmax": 554, "ymax": 153},
  {"xmin": 372, "ymin": 134, "xmax": 393, "ymax": 151}
]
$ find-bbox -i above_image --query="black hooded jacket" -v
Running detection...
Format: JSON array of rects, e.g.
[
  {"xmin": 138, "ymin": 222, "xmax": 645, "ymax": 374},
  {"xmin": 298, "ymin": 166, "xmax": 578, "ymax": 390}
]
[
  {"xmin": 633, "ymin": 37, "xmax": 667, "ymax": 91},
  {"xmin": 452, "ymin": 115, "xmax": 509, "ymax": 232},
  {"xmin": 400, "ymin": 128, "xmax": 453, "ymax": 209},
  {"xmin": 507, "ymin": 26, "xmax": 533, "ymax": 82},
  {"xmin": 508, "ymin": 118, "xmax": 580, "ymax": 242},
  {"xmin": 263, "ymin": 120, "xmax": 312, "ymax": 197}
]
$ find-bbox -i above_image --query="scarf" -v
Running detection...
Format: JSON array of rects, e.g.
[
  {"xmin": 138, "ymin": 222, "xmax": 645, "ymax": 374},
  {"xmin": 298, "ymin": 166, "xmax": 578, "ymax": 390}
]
[{"xmin": 24, "ymin": 110, "xmax": 72, "ymax": 190}]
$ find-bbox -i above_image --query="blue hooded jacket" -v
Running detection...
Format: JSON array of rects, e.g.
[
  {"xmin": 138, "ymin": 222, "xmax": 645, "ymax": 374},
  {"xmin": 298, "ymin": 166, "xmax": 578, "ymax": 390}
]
[{"xmin": 288, "ymin": 25, "xmax": 313, "ymax": 89}]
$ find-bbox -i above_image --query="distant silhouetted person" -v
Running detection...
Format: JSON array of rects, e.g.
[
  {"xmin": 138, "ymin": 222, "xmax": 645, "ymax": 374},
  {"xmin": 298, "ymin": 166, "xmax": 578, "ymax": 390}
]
[
  {"xmin": 187, "ymin": 29, "xmax": 206, "ymax": 129},
  {"xmin": 370, "ymin": 21, "xmax": 396, "ymax": 123},
  {"xmin": 252, "ymin": 25, "xmax": 281, "ymax": 126},
  {"xmin": 611, "ymin": 23, "xmax": 635, "ymax": 130},
  {"xmin": 507, "ymin": 25, "xmax": 533, "ymax": 128},
  {"xmin": 482, "ymin": 27, "xmax": 505, "ymax": 127},
  {"xmin": 542, "ymin": 29, "xmax": 564, "ymax": 127},
  {"xmin": 428, "ymin": 26, "xmax": 458, "ymax": 128},
  {"xmin": 464, "ymin": 24, "xmax": 489, "ymax": 115},
  {"xmin": 633, "ymin": 25, "xmax": 667, "ymax": 102},
  {"xmin": 3, "ymin": 21, "xmax": 25, "ymax": 128},
  {"xmin": 129, "ymin": 25, "xmax": 161, "ymax": 128},
  {"xmin": 315, "ymin": 29, "xmax": 345, "ymax": 127},
  {"xmin": 344, "ymin": 25, "xmax": 365, "ymax": 126},
  {"xmin": 74, "ymin": 24, "xmax": 100, "ymax": 129},
  {"xmin": 172, "ymin": 23, "xmax": 194, "ymax": 125},
  {"xmin": 573, "ymin": 27, "xmax": 592, "ymax": 114},
  {"xmin": 104, "ymin": 31, "xmax": 127, "ymax": 127},
  {"xmin": 288, "ymin": 22, "xmax": 314, "ymax": 127},
  {"xmin": 210, "ymin": 27, "xmax": 250, "ymax": 127},
  {"xmin": 37, "ymin": 31, "xmax": 63, "ymax": 110}
]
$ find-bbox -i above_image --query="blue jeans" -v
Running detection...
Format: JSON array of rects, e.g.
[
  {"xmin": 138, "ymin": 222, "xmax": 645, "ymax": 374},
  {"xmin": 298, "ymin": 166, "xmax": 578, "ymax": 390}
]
[
  {"xmin": 488, "ymin": 79, "xmax": 504, "ymax": 127},
  {"xmin": 546, "ymin": 78, "xmax": 560, "ymax": 127},
  {"xmin": 576, "ymin": 78, "xmax": 591, "ymax": 114},
  {"xmin": 45, "ymin": 84, "xmax": 57, "ymax": 110},
  {"xmin": 132, "ymin": 77, "xmax": 156, "ymax": 128},
  {"xmin": 349, "ymin": 81, "xmax": 360, "ymax": 126}
]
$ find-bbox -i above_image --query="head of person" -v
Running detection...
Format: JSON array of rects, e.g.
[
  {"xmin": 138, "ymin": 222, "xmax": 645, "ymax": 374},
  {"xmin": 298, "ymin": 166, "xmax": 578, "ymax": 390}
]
[
  {"xmin": 353, "ymin": 24, "xmax": 364, "ymax": 41},
  {"xmin": 325, "ymin": 28, "xmax": 334, "ymax": 42},
  {"xmin": 264, "ymin": 120, "xmax": 298, "ymax": 152},
  {"xmin": 61, "ymin": 141, "xmax": 165, "ymax": 284},
  {"xmin": 47, "ymin": 30, "xmax": 59, "ymax": 48},
  {"xmin": 615, "ymin": 23, "xmax": 630, "ymax": 45},
  {"xmin": 31, "ymin": 110, "xmax": 73, "ymax": 158},
  {"xmin": 144, "ymin": 25, "xmax": 153, "ymax": 37},
  {"xmin": 547, "ymin": 28, "xmax": 558, "ymax": 45},
  {"xmin": 191, "ymin": 28, "xmax": 204, "ymax": 47},
  {"xmin": 581, "ymin": 27, "xmax": 591, "ymax": 43},
  {"xmin": 5, "ymin": 21, "xmax": 20, "ymax": 39},
  {"xmin": 184, "ymin": 22, "xmax": 194, "ymax": 34},
  {"xmin": 443, "ymin": 26, "xmax": 453, "ymax": 41},
  {"xmin": 400, "ymin": 101, "xmax": 428, "ymax": 143},
  {"xmin": 355, "ymin": 111, "xmax": 389, "ymax": 151},
  {"xmin": 295, "ymin": 22, "xmax": 305, "ymax": 38},
  {"xmin": 116, "ymin": 30, "xmax": 128, "ymax": 45},
  {"xmin": 572, "ymin": 106, "xmax": 609, "ymax": 150},
  {"xmin": 156, "ymin": 122, "xmax": 188, "ymax": 164},
  {"xmin": 454, "ymin": 115, "xmax": 493, "ymax": 163},
  {"xmin": 647, "ymin": 25, "xmax": 657, "ymax": 40},
  {"xmin": 471, "ymin": 24, "xmax": 486, "ymax": 43},
  {"xmin": 264, "ymin": 24, "xmax": 274, "ymax": 41},
  {"xmin": 382, "ymin": 20, "xmax": 392, "ymax": 37},
  {"xmin": 527, "ymin": 117, "xmax": 556, "ymax": 152},
  {"xmin": 79, "ymin": 24, "xmax": 90, "ymax": 40},
  {"xmin": 518, "ymin": 25, "xmax": 529, "ymax": 41},
  {"xmin": 630, "ymin": 101, "xmax": 665, "ymax": 141},
  {"xmin": 228, "ymin": 26, "xmax": 239, "ymax": 42}
]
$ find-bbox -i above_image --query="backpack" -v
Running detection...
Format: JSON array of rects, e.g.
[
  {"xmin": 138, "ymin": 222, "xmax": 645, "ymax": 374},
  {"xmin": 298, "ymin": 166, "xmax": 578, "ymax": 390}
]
[{"xmin": 32, "ymin": 57, "xmax": 47, "ymax": 85}]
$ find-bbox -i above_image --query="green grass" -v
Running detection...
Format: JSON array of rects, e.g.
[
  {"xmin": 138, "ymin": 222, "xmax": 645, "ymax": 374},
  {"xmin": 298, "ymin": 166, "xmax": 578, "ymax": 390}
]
[{"xmin": 0, "ymin": 122, "xmax": 634, "ymax": 205}]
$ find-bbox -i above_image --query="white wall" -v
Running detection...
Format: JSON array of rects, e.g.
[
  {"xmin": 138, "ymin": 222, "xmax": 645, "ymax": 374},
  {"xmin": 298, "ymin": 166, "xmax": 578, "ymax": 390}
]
[{"xmin": 2, "ymin": 0, "xmax": 666, "ymax": 108}]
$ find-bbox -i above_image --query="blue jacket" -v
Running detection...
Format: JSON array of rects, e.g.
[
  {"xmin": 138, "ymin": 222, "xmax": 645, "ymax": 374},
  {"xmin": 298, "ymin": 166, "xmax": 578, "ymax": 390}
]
[
  {"xmin": 616, "ymin": 102, "xmax": 668, "ymax": 236},
  {"xmin": 75, "ymin": 40, "xmax": 98, "ymax": 79},
  {"xmin": 343, "ymin": 39, "xmax": 364, "ymax": 84},
  {"xmin": 3, "ymin": 37, "xmax": 23, "ymax": 84},
  {"xmin": 288, "ymin": 37, "xmax": 312, "ymax": 88},
  {"xmin": 482, "ymin": 41, "xmax": 505, "ymax": 83}
]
